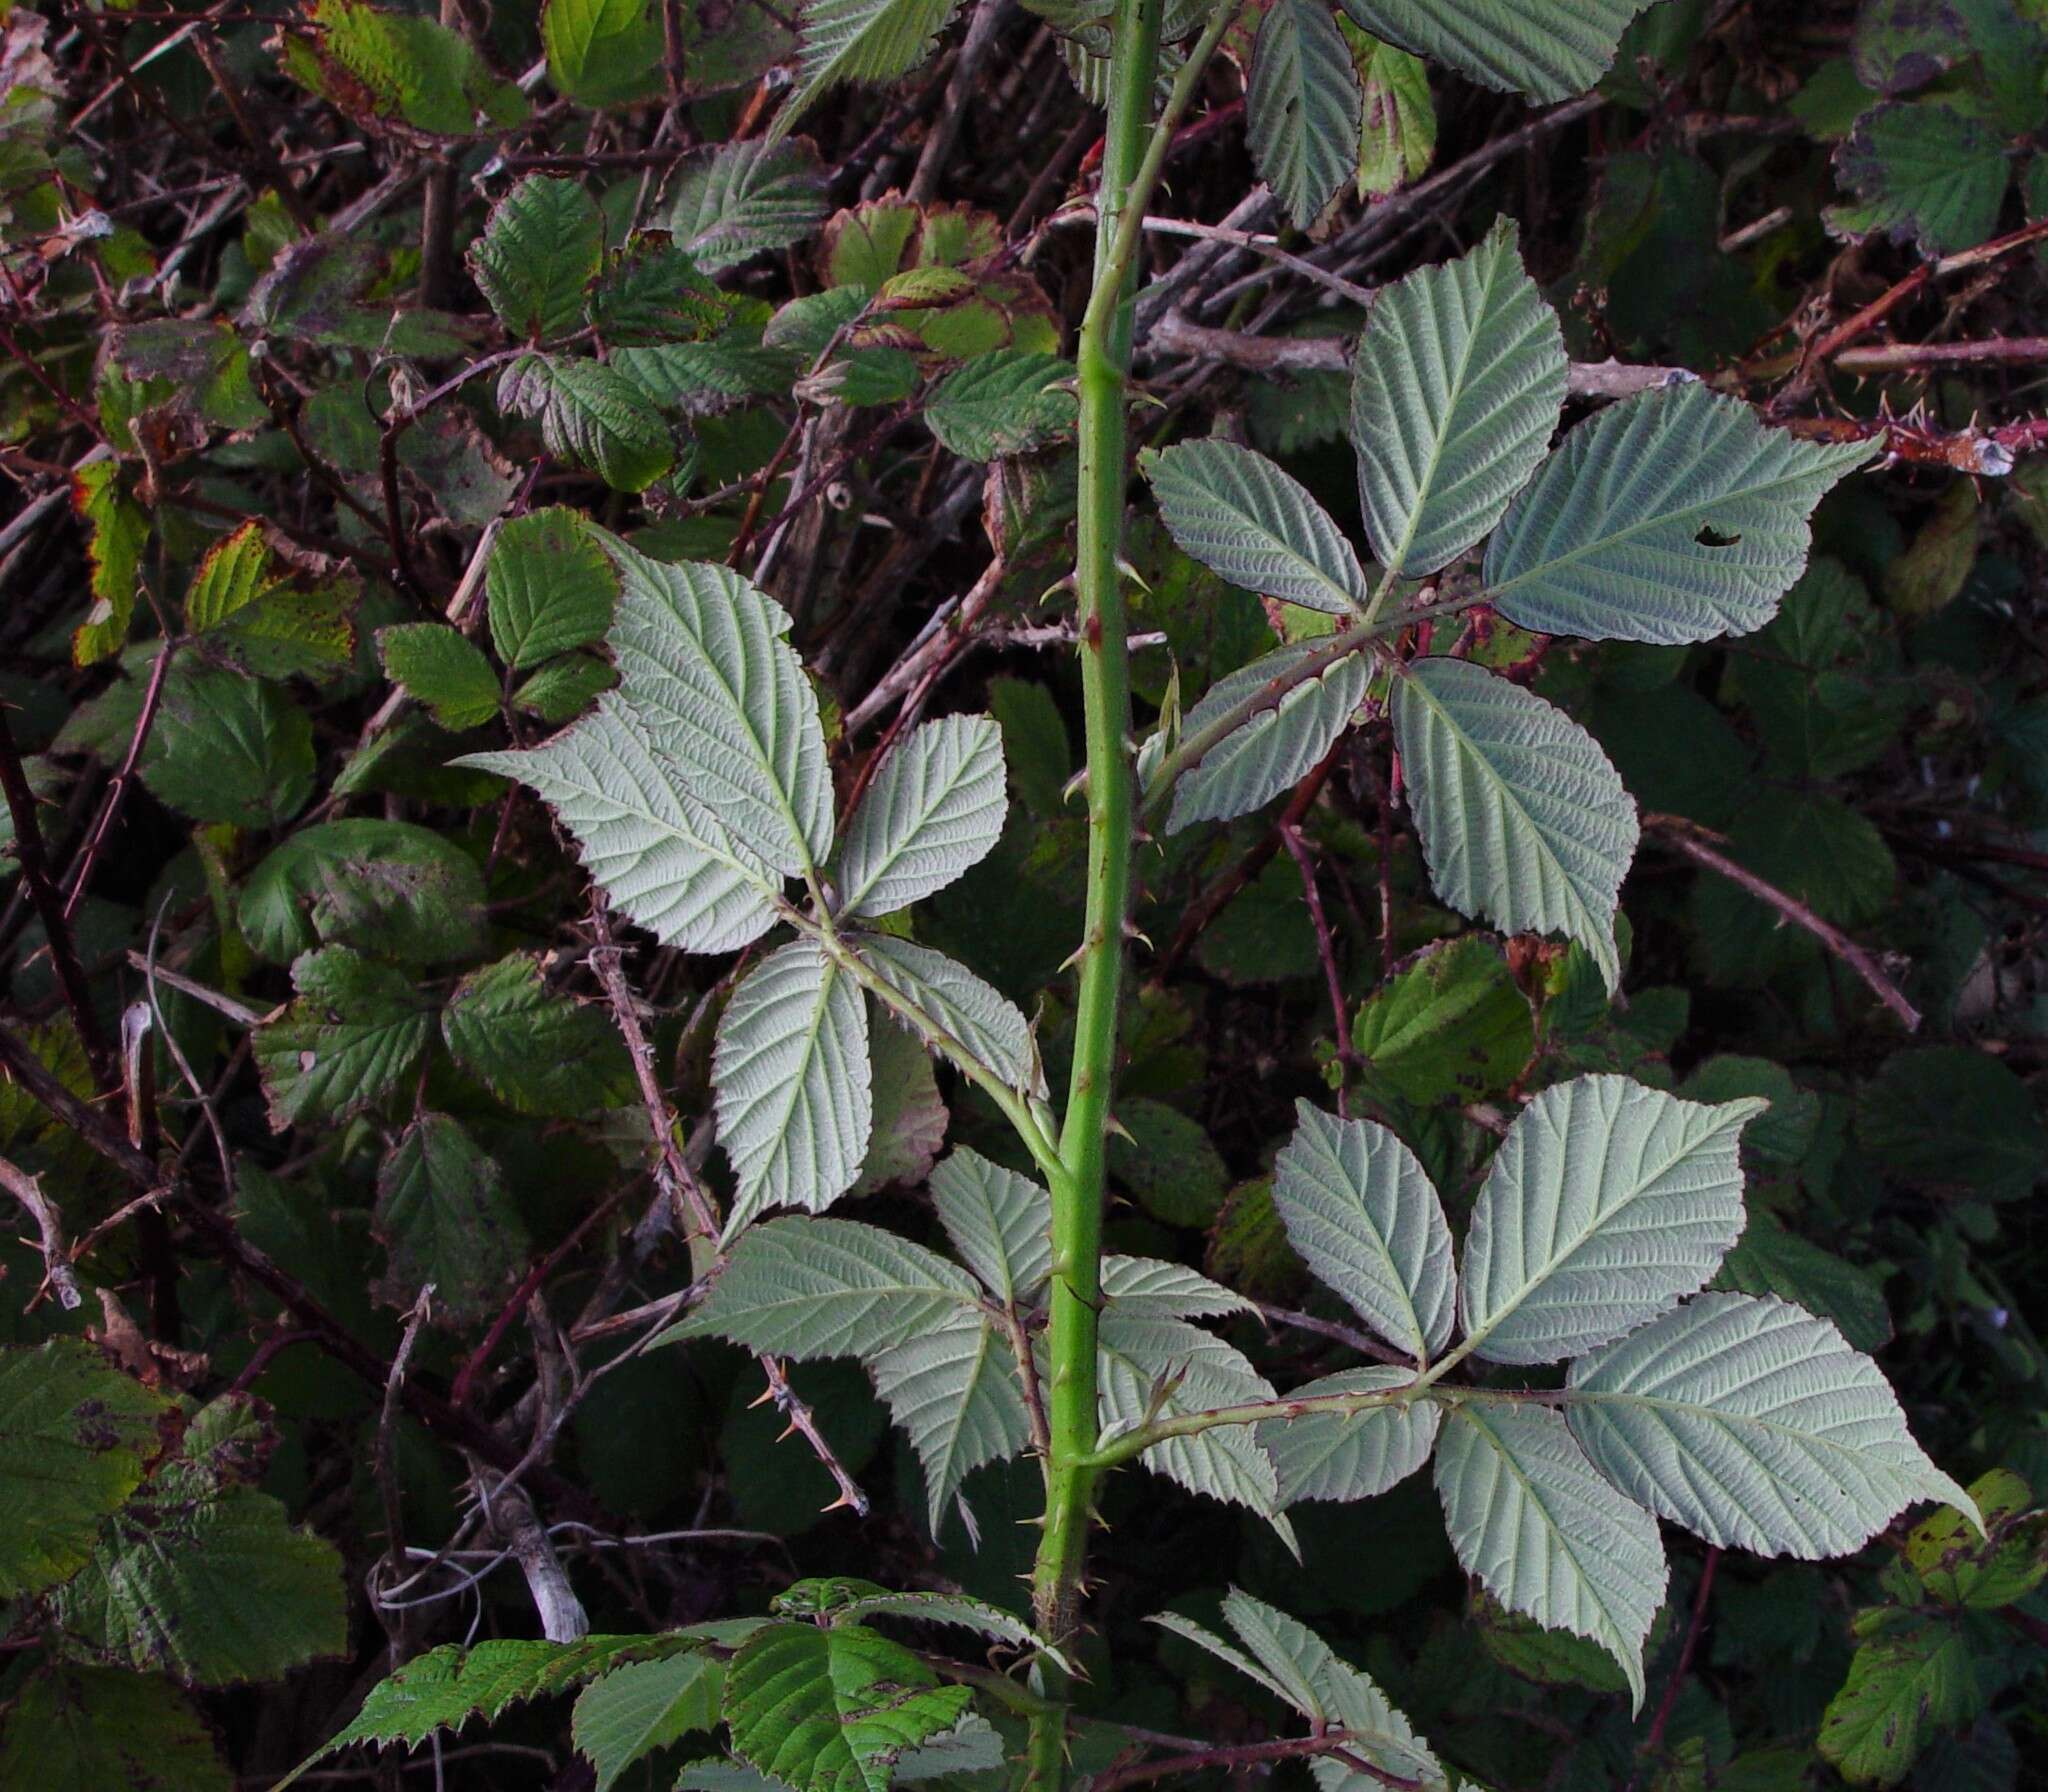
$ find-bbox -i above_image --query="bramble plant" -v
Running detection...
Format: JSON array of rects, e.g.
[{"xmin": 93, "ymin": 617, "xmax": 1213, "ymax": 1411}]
[{"xmin": 6, "ymin": 1, "xmax": 2048, "ymax": 1790}]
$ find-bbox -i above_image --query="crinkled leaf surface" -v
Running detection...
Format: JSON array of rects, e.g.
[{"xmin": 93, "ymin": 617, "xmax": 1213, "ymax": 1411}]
[
  {"xmin": 834, "ymin": 715, "xmax": 1006, "ymax": 918},
  {"xmin": 1434, "ymin": 1400, "xmax": 1666, "ymax": 1710},
  {"xmin": 1271, "ymin": 1100, "xmax": 1456, "ymax": 1361},
  {"xmin": 1249, "ymin": 0, "xmax": 1364, "ymax": 228},
  {"xmin": 1335, "ymin": 0, "xmax": 1652, "ymax": 102},
  {"xmin": 1351, "ymin": 217, "xmax": 1566, "ymax": 578},
  {"xmin": 1459, "ymin": 1075, "xmax": 1766, "ymax": 1365},
  {"xmin": 1566, "ymin": 1293, "xmax": 1978, "ymax": 1557},
  {"xmin": 1484, "ymin": 381, "xmax": 1872, "ymax": 645}
]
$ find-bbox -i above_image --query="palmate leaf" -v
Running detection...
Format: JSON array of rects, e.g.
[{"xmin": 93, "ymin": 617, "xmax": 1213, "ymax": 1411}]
[
  {"xmin": 0, "ymin": 1667, "xmax": 230, "ymax": 1792},
  {"xmin": 487, "ymin": 506, "xmax": 618, "ymax": 670},
  {"xmin": 1257, "ymin": 1367, "xmax": 1441, "ymax": 1505},
  {"xmin": 1485, "ymin": 381, "xmax": 1873, "ymax": 644},
  {"xmin": 497, "ymin": 355, "xmax": 674, "ymax": 492},
  {"xmin": 572, "ymin": 1650, "xmax": 724, "ymax": 1792},
  {"xmin": 852, "ymin": 934, "xmax": 1044, "ymax": 1096},
  {"xmin": 1434, "ymin": 1401, "xmax": 1667, "ymax": 1711},
  {"xmin": 833, "ymin": 715, "xmax": 1006, "ymax": 918},
  {"xmin": 1100, "ymin": 1253, "xmax": 1249, "ymax": 1318},
  {"xmin": 931, "ymin": 1148, "xmax": 1052, "ymax": 1305},
  {"xmin": 296, "ymin": 1635, "xmax": 698, "ymax": 1769},
  {"xmin": 253, "ymin": 947, "xmax": 438, "ymax": 1129},
  {"xmin": 541, "ymin": 0, "xmax": 664, "ymax": 106},
  {"xmin": 468, "ymin": 176, "xmax": 604, "ymax": 340},
  {"xmin": 1389, "ymin": 656, "xmax": 1637, "ymax": 989},
  {"xmin": 1459, "ymin": 1075, "xmax": 1766, "ymax": 1365},
  {"xmin": 867, "ymin": 1311, "xmax": 1033, "ymax": 1533},
  {"xmin": 604, "ymin": 541, "xmax": 834, "ymax": 876},
  {"xmin": 1566, "ymin": 1294, "xmax": 1979, "ymax": 1558},
  {"xmin": 0, "ymin": 1339, "xmax": 173, "ymax": 1603},
  {"xmin": 1248, "ymin": 0, "xmax": 1364, "ymax": 229},
  {"xmin": 372, "ymin": 1113, "xmax": 530, "ymax": 1326},
  {"xmin": 714, "ymin": 942, "xmax": 873, "ymax": 1230},
  {"xmin": 1350, "ymin": 217, "xmax": 1566, "ymax": 579},
  {"xmin": 669, "ymin": 140, "xmax": 831, "ymax": 273},
  {"xmin": 1334, "ymin": 0, "xmax": 1652, "ymax": 103},
  {"xmin": 924, "ymin": 350, "xmax": 1078, "ymax": 461},
  {"xmin": 1271, "ymin": 1100, "xmax": 1456, "ymax": 1362},
  {"xmin": 460, "ymin": 697, "xmax": 781, "ymax": 954},
  {"xmin": 1144, "ymin": 440, "xmax": 1370, "ymax": 614},
  {"xmin": 676, "ymin": 1216, "xmax": 980, "ymax": 1359},
  {"xmin": 723, "ymin": 1623, "xmax": 971, "ymax": 1792},
  {"xmin": 1832, "ymin": 101, "xmax": 2012, "ymax": 259},
  {"xmin": 53, "ymin": 1480, "xmax": 347, "ymax": 1688},
  {"xmin": 775, "ymin": 0, "xmax": 965, "ymax": 142},
  {"xmin": 1167, "ymin": 640, "xmax": 1373, "ymax": 835}
]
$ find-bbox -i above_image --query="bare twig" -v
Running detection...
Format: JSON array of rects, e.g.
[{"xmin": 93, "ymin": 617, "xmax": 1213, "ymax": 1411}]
[
  {"xmin": 1645, "ymin": 815, "xmax": 1920, "ymax": 1031},
  {"xmin": 0, "ymin": 1154, "xmax": 83, "ymax": 1311}
]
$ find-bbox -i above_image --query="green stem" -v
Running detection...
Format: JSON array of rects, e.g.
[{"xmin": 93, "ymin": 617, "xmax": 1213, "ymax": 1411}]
[{"xmin": 1029, "ymin": 0, "xmax": 1164, "ymax": 1671}]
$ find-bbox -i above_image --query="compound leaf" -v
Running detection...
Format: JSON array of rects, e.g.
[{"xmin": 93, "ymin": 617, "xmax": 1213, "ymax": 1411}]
[
  {"xmin": 722, "ymin": 1623, "xmax": 971, "ymax": 1792},
  {"xmin": 253, "ymin": 947, "xmax": 438, "ymax": 1129},
  {"xmin": 1334, "ymin": 0, "xmax": 1652, "ymax": 103},
  {"xmin": 1271, "ymin": 1100, "xmax": 1456, "ymax": 1362},
  {"xmin": 714, "ymin": 942, "xmax": 872, "ymax": 1230},
  {"xmin": 869, "ymin": 1310, "xmax": 1033, "ymax": 1534},
  {"xmin": 1434, "ymin": 1401, "xmax": 1666, "ymax": 1711},
  {"xmin": 678, "ymin": 1216, "xmax": 979, "ymax": 1360},
  {"xmin": 1566, "ymin": 1293, "xmax": 1979, "ymax": 1558},
  {"xmin": 1167, "ymin": 640, "xmax": 1372, "ymax": 835},
  {"xmin": 1389, "ymin": 657, "xmax": 1637, "ymax": 989},
  {"xmin": 1249, "ymin": 0, "xmax": 1364, "ymax": 229},
  {"xmin": 931, "ymin": 1148, "xmax": 1052, "ymax": 1305},
  {"xmin": 1350, "ymin": 216, "xmax": 1566, "ymax": 578},
  {"xmin": 468, "ymin": 175, "xmax": 604, "ymax": 340},
  {"xmin": 1258, "ymin": 1367, "xmax": 1442, "ymax": 1506},
  {"xmin": 0, "ymin": 1339, "xmax": 173, "ymax": 1603},
  {"xmin": 461, "ymin": 698, "xmax": 781, "ymax": 954},
  {"xmin": 1459, "ymin": 1075, "xmax": 1766, "ymax": 1365},
  {"xmin": 1484, "ymin": 381, "xmax": 1873, "ymax": 645},
  {"xmin": 1145, "ymin": 440, "xmax": 1370, "ymax": 615},
  {"xmin": 834, "ymin": 715, "xmax": 1007, "ymax": 918}
]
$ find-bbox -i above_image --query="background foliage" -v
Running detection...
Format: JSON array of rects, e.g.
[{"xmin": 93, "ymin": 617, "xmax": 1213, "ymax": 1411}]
[{"xmin": 4, "ymin": 0, "xmax": 2048, "ymax": 1788}]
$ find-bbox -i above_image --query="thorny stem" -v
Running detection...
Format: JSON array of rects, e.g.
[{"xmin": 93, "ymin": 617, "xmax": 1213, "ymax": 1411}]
[{"xmin": 1025, "ymin": 2, "xmax": 1232, "ymax": 1782}]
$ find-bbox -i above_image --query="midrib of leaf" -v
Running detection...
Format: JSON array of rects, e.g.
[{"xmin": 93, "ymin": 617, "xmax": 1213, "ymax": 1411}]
[
  {"xmin": 1380, "ymin": 240, "xmax": 1507, "ymax": 580},
  {"xmin": 582, "ymin": 729, "xmax": 782, "ymax": 898},
  {"xmin": 1448, "ymin": 1116, "xmax": 1735, "ymax": 1369},
  {"xmin": 688, "ymin": 625, "xmax": 824, "ymax": 889},
  {"xmin": 1484, "ymin": 457, "xmax": 1853, "ymax": 605},
  {"xmin": 1395, "ymin": 661, "xmax": 1598, "ymax": 968},
  {"xmin": 1450, "ymin": 1404, "xmax": 1641, "ymax": 1662}
]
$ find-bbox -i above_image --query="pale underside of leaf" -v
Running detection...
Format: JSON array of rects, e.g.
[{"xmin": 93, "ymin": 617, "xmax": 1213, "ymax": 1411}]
[
  {"xmin": 930, "ymin": 1148, "xmax": 1052, "ymax": 1305},
  {"xmin": 1389, "ymin": 656, "xmax": 1637, "ymax": 989},
  {"xmin": 1484, "ymin": 381, "xmax": 1874, "ymax": 645},
  {"xmin": 1458, "ymin": 1074, "xmax": 1766, "ymax": 1365},
  {"xmin": 1272, "ymin": 1100, "xmax": 1456, "ymax": 1361},
  {"xmin": 1249, "ymin": 0, "xmax": 1364, "ymax": 229},
  {"xmin": 834, "ymin": 714, "xmax": 1006, "ymax": 918},
  {"xmin": 1259, "ymin": 1368, "xmax": 1441, "ymax": 1505},
  {"xmin": 1101, "ymin": 1254, "xmax": 1250, "ymax": 1319},
  {"xmin": 677, "ymin": 1215, "xmax": 979, "ymax": 1359},
  {"xmin": 868, "ymin": 1310, "xmax": 1033, "ymax": 1533},
  {"xmin": 1434, "ymin": 1401, "xmax": 1667, "ymax": 1712},
  {"xmin": 1566, "ymin": 1292, "xmax": 1980, "ymax": 1557},
  {"xmin": 851, "ymin": 933, "xmax": 1045, "ymax": 1096},
  {"xmin": 1168, "ymin": 644, "xmax": 1372, "ymax": 835},
  {"xmin": 1095, "ymin": 1310, "xmax": 1288, "ymax": 1532},
  {"xmin": 600, "ymin": 535, "xmax": 834, "ymax": 876},
  {"xmin": 1145, "ymin": 439, "xmax": 1370, "ymax": 615},
  {"xmin": 714, "ymin": 942, "xmax": 873, "ymax": 1232},
  {"xmin": 1350, "ymin": 215, "xmax": 1566, "ymax": 578},
  {"xmin": 458, "ymin": 698, "xmax": 779, "ymax": 955}
]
